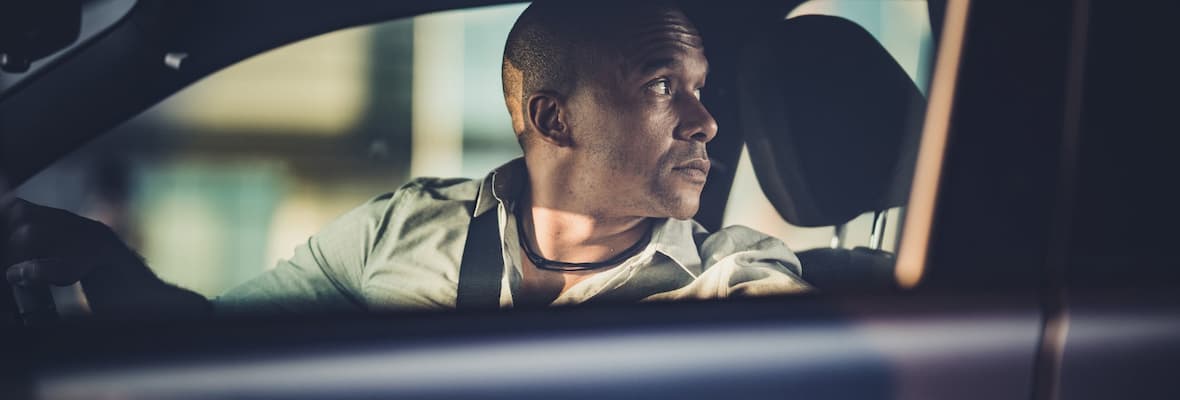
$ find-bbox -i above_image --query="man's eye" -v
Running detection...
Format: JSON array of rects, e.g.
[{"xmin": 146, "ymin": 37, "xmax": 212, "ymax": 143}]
[
  {"xmin": 648, "ymin": 80, "xmax": 671, "ymax": 95},
  {"xmin": 694, "ymin": 88, "xmax": 702, "ymax": 100}
]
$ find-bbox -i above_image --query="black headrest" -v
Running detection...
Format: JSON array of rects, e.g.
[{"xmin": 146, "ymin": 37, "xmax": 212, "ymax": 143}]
[{"xmin": 738, "ymin": 15, "xmax": 926, "ymax": 227}]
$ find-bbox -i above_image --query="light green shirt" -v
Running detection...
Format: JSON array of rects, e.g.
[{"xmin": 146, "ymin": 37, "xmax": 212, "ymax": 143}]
[{"xmin": 216, "ymin": 158, "xmax": 810, "ymax": 314}]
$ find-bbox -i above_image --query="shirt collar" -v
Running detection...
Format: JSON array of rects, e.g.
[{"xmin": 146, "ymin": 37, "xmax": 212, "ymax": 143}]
[
  {"xmin": 474, "ymin": 157, "xmax": 704, "ymax": 277},
  {"xmin": 648, "ymin": 218, "xmax": 704, "ymax": 278},
  {"xmin": 473, "ymin": 157, "xmax": 527, "ymax": 217}
]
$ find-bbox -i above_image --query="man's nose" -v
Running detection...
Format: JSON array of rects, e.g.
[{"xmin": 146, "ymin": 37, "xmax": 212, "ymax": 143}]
[{"xmin": 675, "ymin": 94, "xmax": 719, "ymax": 143}]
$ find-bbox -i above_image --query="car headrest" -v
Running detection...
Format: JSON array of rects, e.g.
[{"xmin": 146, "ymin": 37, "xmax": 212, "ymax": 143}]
[{"xmin": 737, "ymin": 15, "xmax": 926, "ymax": 227}]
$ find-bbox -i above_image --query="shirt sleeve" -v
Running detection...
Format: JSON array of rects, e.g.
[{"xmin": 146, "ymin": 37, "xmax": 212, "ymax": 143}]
[
  {"xmin": 646, "ymin": 225, "xmax": 811, "ymax": 301},
  {"xmin": 213, "ymin": 192, "xmax": 400, "ymax": 315}
]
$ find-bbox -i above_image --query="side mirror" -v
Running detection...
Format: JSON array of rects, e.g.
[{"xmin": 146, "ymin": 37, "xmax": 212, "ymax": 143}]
[{"xmin": 0, "ymin": 0, "xmax": 81, "ymax": 73}]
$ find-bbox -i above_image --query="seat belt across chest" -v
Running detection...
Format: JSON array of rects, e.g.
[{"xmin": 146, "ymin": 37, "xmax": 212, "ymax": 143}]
[{"xmin": 456, "ymin": 192, "xmax": 504, "ymax": 310}]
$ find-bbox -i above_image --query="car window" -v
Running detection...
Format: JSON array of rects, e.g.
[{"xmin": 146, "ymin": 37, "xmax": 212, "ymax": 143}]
[{"xmin": 13, "ymin": 0, "xmax": 935, "ymax": 311}]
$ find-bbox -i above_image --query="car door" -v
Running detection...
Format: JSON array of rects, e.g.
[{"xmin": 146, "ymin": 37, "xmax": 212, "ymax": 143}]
[
  {"xmin": 0, "ymin": 1, "xmax": 1124, "ymax": 399},
  {"xmin": 1053, "ymin": 2, "xmax": 1180, "ymax": 399}
]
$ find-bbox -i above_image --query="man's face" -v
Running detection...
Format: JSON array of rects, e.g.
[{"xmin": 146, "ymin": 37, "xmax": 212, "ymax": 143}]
[{"xmin": 565, "ymin": 9, "xmax": 717, "ymax": 220}]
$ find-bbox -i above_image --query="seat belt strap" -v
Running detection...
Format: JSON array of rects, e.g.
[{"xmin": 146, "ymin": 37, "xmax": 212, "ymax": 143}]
[{"xmin": 456, "ymin": 193, "xmax": 504, "ymax": 310}]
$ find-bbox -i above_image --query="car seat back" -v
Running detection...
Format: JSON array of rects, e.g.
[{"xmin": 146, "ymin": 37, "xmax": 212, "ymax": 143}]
[{"xmin": 737, "ymin": 14, "xmax": 926, "ymax": 291}]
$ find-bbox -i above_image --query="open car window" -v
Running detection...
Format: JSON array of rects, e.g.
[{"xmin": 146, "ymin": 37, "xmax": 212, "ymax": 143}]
[{"xmin": 14, "ymin": 0, "xmax": 934, "ymax": 312}]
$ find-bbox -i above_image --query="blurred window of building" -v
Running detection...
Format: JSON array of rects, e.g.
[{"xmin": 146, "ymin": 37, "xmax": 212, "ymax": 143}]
[{"xmin": 16, "ymin": 4, "xmax": 529, "ymax": 297}]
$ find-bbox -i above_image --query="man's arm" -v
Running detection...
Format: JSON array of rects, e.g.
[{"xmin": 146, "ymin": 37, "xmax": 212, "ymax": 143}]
[
  {"xmin": 704, "ymin": 225, "xmax": 812, "ymax": 297},
  {"xmin": 2, "ymin": 189, "xmax": 399, "ymax": 318},
  {"xmin": 214, "ymin": 192, "xmax": 401, "ymax": 315},
  {"xmin": 2, "ymin": 197, "xmax": 211, "ymax": 319},
  {"xmin": 645, "ymin": 225, "xmax": 811, "ymax": 301},
  {"xmin": 214, "ymin": 237, "xmax": 368, "ymax": 315}
]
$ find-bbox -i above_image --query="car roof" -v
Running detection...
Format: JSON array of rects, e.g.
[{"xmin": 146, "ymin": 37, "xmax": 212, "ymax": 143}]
[{"xmin": 0, "ymin": 0, "xmax": 526, "ymax": 188}]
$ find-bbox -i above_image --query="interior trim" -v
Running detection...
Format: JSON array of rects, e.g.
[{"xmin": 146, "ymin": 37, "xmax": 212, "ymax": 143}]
[{"xmin": 894, "ymin": 0, "xmax": 971, "ymax": 289}]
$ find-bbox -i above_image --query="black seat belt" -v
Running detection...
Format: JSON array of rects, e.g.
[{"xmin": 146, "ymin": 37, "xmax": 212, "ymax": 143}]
[{"xmin": 456, "ymin": 197, "xmax": 504, "ymax": 310}]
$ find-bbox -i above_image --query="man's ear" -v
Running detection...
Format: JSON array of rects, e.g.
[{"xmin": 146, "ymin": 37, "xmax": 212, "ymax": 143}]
[{"xmin": 526, "ymin": 92, "xmax": 573, "ymax": 147}]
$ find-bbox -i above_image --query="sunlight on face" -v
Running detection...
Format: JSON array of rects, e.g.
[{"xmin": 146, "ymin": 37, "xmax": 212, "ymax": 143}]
[{"xmin": 564, "ymin": 9, "xmax": 716, "ymax": 220}]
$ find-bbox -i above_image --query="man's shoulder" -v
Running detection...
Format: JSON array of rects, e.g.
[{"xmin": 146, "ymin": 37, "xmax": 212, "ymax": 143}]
[
  {"xmin": 647, "ymin": 220, "xmax": 809, "ymax": 300},
  {"xmin": 377, "ymin": 176, "xmax": 482, "ymax": 220},
  {"xmin": 707, "ymin": 224, "xmax": 782, "ymax": 244},
  {"xmin": 331, "ymin": 177, "xmax": 481, "ymax": 233},
  {"xmin": 397, "ymin": 176, "xmax": 481, "ymax": 201},
  {"xmin": 673, "ymin": 220, "xmax": 785, "ymax": 250},
  {"xmin": 694, "ymin": 223, "xmax": 801, "ymax": 274}
]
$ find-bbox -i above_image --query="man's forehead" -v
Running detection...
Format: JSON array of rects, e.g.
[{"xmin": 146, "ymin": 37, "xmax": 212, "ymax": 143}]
[
  {"xmin": 610, "ymin": 9, "xmax": 707, "ymax": 73},
  {"xmin": 636, "ymin": 51, "xmax": 707, "ymax": 77},
  {"xmin": 618, "ymin": 9, "xmax": 703, "ymax": 57}
]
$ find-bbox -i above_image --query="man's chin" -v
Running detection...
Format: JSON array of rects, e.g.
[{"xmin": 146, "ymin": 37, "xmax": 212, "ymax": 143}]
[
  {"xmin": 665, "ymin": 199, "xmax": 700, "ymax": 220},
  {"xmin": 646, "ymin": 184, "xmax": 702, "ymax": 219}
]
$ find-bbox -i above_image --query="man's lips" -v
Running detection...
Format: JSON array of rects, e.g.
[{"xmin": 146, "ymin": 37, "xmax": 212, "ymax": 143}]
[{"xmin": 672, "ymin": 159, "xmax": 711, "ymax": 181}]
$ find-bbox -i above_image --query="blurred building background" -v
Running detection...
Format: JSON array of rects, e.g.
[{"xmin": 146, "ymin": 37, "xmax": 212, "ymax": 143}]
[{"xmin": 14, "ymin": 1, "xmax": 931, "ymax": 298}]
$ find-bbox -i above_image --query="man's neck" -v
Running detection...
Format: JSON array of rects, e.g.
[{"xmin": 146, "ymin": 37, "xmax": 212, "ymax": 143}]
[{"xmin": 518, "ymin": 195, "xmax": 651, "ymax": 265}]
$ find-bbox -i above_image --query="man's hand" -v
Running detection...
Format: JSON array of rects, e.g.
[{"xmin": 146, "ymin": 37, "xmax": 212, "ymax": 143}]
[
  {"xmin": 3, "ymin": 197, "xmax": 115, "ymax": 287},
  {"xmin": 2, "ymin": 196, "xmax": 210, "ymax": 318}
]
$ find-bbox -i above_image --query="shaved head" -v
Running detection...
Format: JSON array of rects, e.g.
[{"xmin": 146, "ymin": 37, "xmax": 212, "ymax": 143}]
[
  {"xmin": 501, "ymin": 1, "xmax": 699, "ymax": 144},
  {"xmin": 503, "ymin": 0, "xmax": 714, "ymax": 220}
]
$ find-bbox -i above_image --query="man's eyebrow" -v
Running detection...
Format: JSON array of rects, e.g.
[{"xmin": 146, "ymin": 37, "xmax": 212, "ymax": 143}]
[
  {"xmin": 639, "ymin": 57, "xmax": 681, "ymax": 75},
  {"xmin": 636, "ymin": 56, "xmax": 710, "ymax": 81}
]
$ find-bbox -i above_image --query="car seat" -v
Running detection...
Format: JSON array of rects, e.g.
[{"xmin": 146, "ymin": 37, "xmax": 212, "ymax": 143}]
[{"xmin": 737, "ymin": 14, "xmax": 926, "ymax": 291}]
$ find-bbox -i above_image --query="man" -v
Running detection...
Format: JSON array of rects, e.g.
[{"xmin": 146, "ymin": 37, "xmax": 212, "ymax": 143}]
[{"xmin": 2, "ymin": 0, "xmax": 808, "ymax": 317}]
